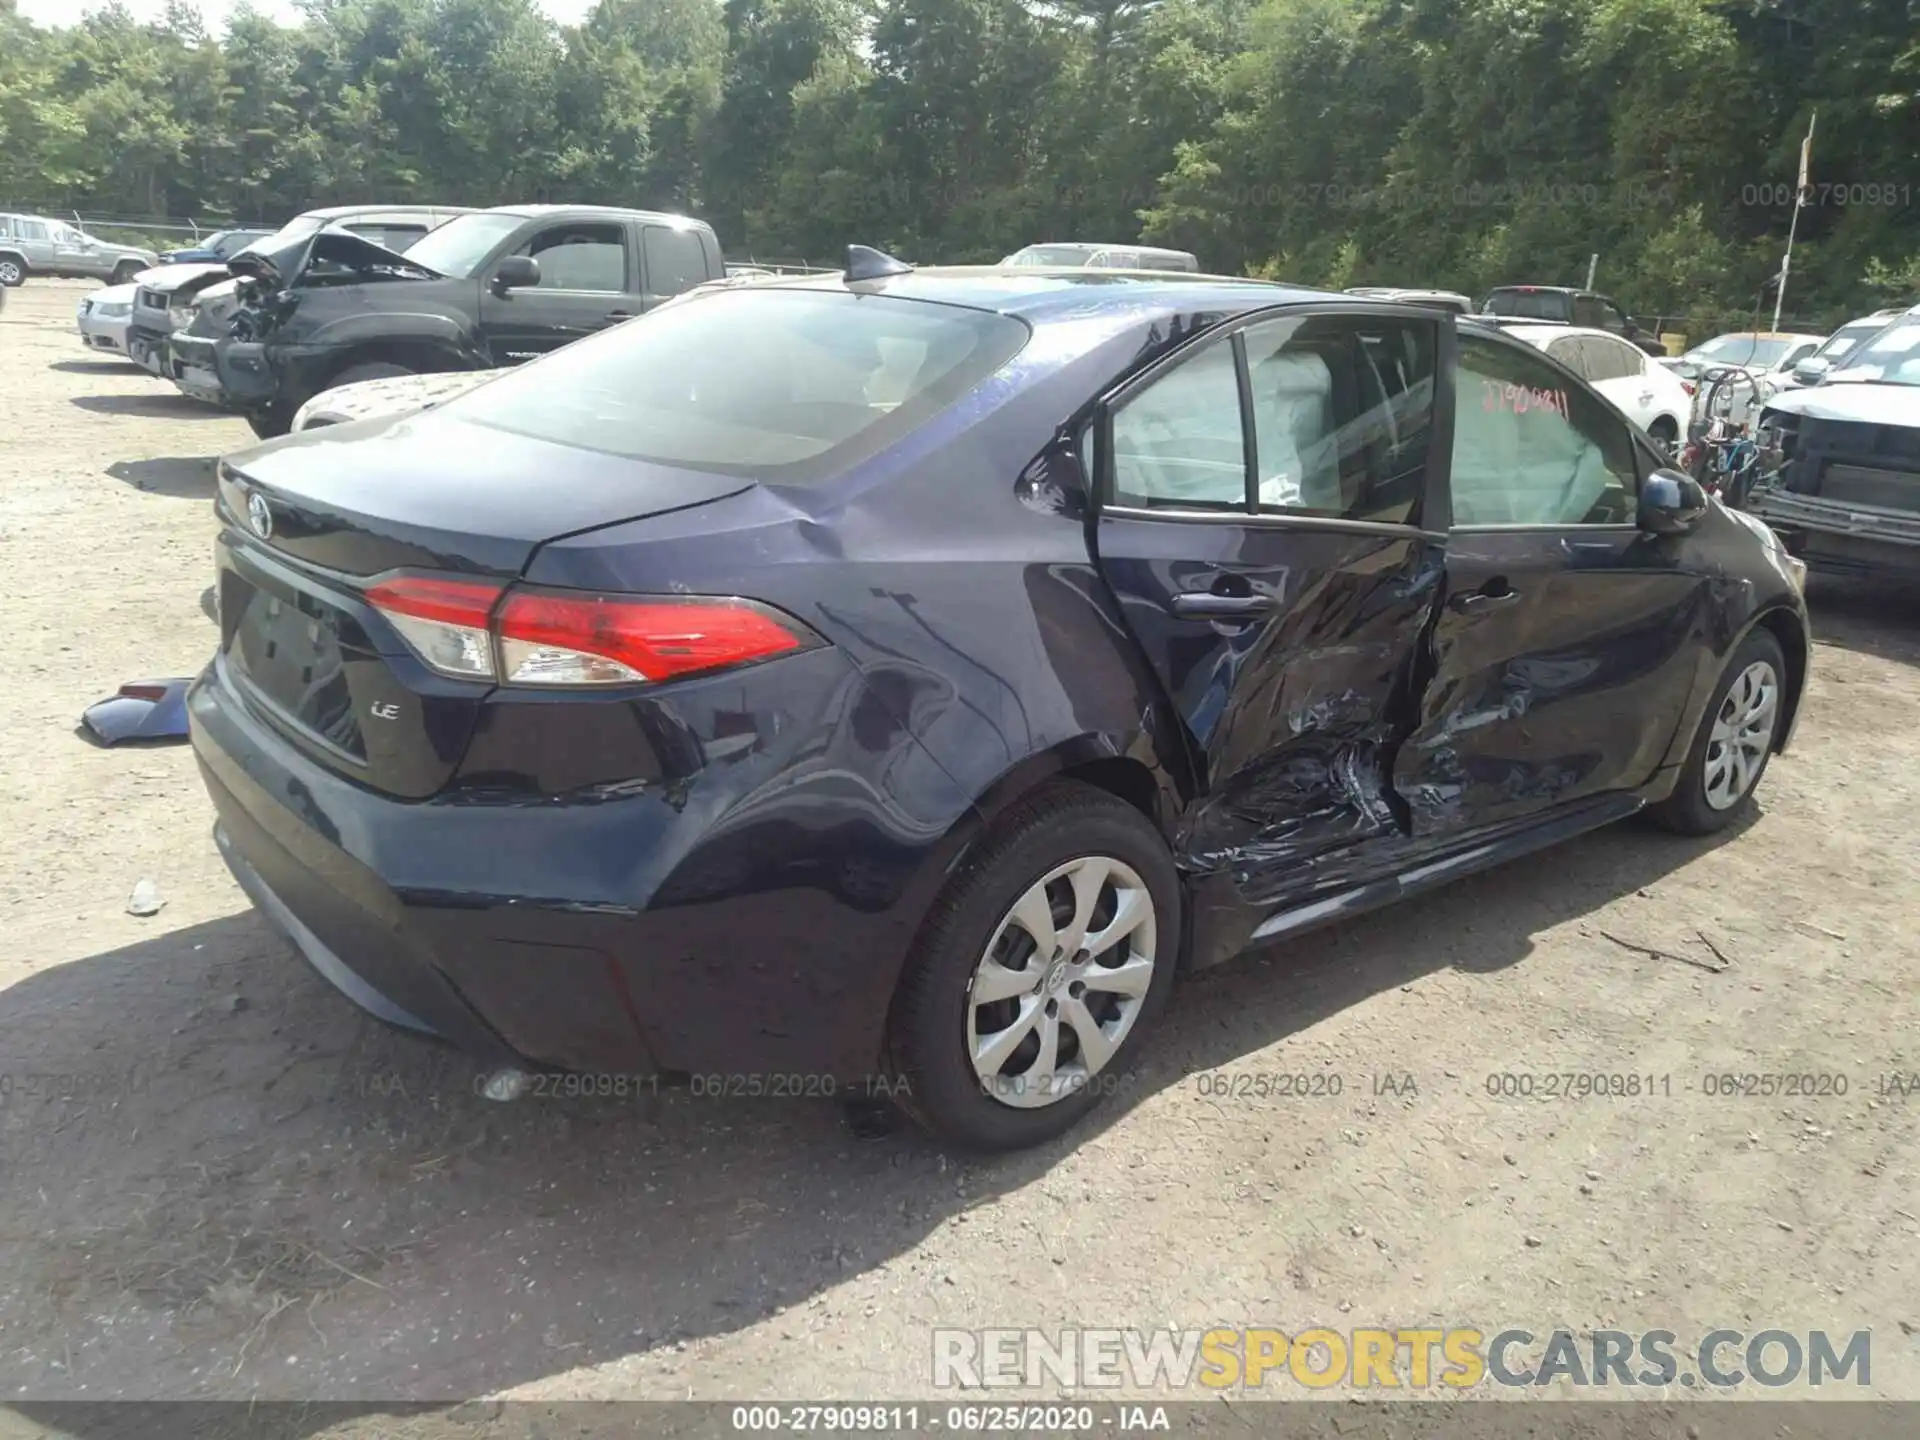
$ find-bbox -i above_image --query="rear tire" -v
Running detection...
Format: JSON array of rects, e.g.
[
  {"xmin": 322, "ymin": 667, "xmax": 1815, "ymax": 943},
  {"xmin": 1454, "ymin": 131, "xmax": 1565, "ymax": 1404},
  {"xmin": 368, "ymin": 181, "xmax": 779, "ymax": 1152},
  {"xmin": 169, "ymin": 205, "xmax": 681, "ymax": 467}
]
[
  {"xmin": 1648, "ymin": 628, "xmax": 1786, "ymax": 836},
  {"xmin": 888, "ymin": 781, "xmax": 1180, "ymax": 1151}
]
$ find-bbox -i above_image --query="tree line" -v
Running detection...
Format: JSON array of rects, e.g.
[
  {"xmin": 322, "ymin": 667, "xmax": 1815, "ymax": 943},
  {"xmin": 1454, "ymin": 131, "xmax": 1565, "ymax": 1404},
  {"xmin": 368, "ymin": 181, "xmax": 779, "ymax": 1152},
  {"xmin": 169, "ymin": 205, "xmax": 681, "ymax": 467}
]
[{"xmin": 2, "ymin": 0, "xmax": 1915, "ymax": 333}]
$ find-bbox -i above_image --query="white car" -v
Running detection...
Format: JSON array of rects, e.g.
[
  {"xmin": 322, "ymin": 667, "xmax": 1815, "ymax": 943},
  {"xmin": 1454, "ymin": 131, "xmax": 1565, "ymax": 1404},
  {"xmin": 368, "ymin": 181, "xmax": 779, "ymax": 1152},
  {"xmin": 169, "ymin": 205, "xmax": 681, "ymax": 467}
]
[
  {"xmin": 75, "ymin": 284, "xmax": 136, "ymax": 358},
  {"xmin": 292, "ymin": 367, "xmax": 499, "ymax": 431},
  {"xmin": 1499, "ymin": 322, "xmax": 1694, "ymax": 453}
]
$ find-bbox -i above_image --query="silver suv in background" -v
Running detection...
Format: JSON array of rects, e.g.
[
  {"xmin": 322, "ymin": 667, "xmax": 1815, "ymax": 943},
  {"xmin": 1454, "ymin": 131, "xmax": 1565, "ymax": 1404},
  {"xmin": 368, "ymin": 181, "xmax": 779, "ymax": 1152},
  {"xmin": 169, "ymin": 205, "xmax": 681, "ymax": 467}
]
[{"xmin": 0, "ymin": 213, "xmax": 157, "ymax": 286}]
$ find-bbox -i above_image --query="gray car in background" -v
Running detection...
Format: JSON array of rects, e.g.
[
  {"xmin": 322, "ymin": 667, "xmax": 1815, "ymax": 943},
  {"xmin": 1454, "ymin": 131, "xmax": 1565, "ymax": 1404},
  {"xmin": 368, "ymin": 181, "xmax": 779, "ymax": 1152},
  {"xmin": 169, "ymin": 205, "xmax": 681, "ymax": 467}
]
[{"xmin": 0, "ymin": 213, "xmax": 157, "ymax": 286}]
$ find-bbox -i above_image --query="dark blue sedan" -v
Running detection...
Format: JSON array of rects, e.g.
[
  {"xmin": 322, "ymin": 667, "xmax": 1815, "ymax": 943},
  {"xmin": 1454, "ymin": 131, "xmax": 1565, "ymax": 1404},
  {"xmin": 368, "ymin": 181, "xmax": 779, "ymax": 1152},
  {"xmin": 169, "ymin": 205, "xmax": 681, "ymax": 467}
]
[
  {"xmin": 190, "ymin": 253, "xmax": 1811, "ymax": 1150},
  {"xmin": 158, "ymin": 228, "xmax": 272, "ymax": 264}
]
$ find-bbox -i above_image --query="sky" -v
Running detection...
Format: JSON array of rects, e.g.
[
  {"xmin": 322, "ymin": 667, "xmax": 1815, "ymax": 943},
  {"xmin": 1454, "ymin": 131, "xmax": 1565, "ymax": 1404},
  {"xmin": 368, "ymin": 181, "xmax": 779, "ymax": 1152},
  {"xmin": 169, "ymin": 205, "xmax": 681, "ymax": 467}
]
[{"xmin": 18, "ymin": 0, "xmax": 600, "ymax": 30}]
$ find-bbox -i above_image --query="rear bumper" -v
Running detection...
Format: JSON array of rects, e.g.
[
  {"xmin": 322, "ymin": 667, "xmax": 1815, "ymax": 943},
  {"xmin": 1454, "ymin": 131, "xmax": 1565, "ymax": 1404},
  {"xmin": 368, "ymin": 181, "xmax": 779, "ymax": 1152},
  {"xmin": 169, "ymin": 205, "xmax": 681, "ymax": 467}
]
[
  {"xmin": 188, "ymin": 645, "xmax": 971, "ymax": 1081},
  {"xmin": 1750, "ymin": 488, "xmax": 1920, "ymax": 581}
]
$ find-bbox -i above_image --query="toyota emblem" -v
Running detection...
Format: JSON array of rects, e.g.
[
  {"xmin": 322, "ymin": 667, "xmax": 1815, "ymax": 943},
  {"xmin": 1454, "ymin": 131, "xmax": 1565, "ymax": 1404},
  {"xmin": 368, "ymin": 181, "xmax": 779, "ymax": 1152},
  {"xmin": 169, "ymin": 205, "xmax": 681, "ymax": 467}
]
[{"xmin": 247, "ymin": 491, "xmax": 273, "ymax": 540}]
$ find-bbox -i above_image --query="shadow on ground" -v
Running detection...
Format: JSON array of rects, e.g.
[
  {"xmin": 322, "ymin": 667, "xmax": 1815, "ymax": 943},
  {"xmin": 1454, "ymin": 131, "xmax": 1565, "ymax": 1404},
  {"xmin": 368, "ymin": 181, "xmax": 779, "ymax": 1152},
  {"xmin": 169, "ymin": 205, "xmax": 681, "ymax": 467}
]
[
  {"xmin": 1806, "ymin": 575, "xmax": 1920, "ymax": 667},
  {"xmin": 51, "ymin": 359, "xmax": 142, "ymax": 375},
  {"xmin": 0, "ymin": 814, "xmax": 1749, "ymax": 1418},
  {"xmin": 73, "ymin": 393, "xmax": 229, "ymax": 420},
  {"xmin": 107, "ymin": 456, "xmax": 218, "ymax": 497}
]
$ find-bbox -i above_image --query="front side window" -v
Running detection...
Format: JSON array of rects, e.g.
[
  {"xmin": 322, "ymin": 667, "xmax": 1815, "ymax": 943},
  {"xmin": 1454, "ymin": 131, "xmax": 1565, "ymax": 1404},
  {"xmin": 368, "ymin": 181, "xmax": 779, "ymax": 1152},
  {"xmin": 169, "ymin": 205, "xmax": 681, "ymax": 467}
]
[
  {"xmin": 642, "ymin": 225, "xmax": 709, "ymax": 300},
  {"xmin": 446, "ymin": 288, "xmax": 1029, "ymax": 481},
  {"xmin": 1110, "ymin": 339, "xmax": 1245, "ymax": 509},
  {"xmin": 519, "ymin": 223, "xmax": 627, "ymax": 292},
  {"xmin": 1244, "ymin": 313, "xmax": 1435, "ymax": 523},
  {"xmin": 1451, "ymin": 332, "xmax": 1638, "ymax": 527}
]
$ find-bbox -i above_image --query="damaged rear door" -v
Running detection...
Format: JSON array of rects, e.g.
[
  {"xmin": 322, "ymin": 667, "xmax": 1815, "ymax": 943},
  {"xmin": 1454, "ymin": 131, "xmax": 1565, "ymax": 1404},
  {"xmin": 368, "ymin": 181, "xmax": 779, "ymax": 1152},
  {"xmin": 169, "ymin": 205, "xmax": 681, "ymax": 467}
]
[
  {"xmin": 1392, "ymin": 328, "xmax": 1709, "ymax": 834},
  {"xmin": 1090, "ymin": 305, "xmax": 1448, "ymax": 951}
]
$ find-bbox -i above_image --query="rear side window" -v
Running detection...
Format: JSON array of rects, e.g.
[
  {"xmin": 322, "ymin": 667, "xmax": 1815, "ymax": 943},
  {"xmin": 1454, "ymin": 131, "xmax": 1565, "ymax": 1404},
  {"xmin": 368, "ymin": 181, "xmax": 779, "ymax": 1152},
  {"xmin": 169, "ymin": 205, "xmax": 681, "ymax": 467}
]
[
  {"xmin": 450, "ymin": 288, "xmax": 1029, "ymax": 482},
  {"xmin": 1110, "ymin": 342, "xmax": 1244, "ymax": 509},
  {"xmin": 642, "ymin": 226, "xmax": 710, "ymax": 301},
  {"xmin": 1245, "ymin": 314, "xmax": 1435, "ymax": 523},
  {"xmin": 1585, "ymin": 337, "xmax": 1644, "ymax": 382}
]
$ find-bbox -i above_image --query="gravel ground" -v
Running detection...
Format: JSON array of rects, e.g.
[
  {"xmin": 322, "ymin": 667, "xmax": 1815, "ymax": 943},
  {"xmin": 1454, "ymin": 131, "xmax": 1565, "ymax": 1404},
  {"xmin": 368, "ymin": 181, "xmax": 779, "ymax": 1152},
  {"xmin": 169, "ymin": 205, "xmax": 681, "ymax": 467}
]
[{"xmin": 3, "ymin": 278, "xmax": 1919, "ymax": 1411}]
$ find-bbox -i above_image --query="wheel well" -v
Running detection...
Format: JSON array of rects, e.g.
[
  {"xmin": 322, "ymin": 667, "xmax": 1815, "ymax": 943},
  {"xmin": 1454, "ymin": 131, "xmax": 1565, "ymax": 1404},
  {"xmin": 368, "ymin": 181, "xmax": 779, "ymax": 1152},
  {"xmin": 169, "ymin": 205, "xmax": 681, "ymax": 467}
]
[
  {"xmin": 1649, "ymin": 414, "xmax": 1678, "ymax": 436},
  {"xmin": 329, "ymin": 340, "xmax": 463, "ymax": 384},
  {"xmin": 1057, "ymin": 756, "xmax": 1162, "ymax": 827},
  {"xmin": 1752, "ymin": 605, "xmax": 1808, "ymax": 750},
  {"xmin": 0, "ymin": 249, "xmax": 28, "ymax": 270}
]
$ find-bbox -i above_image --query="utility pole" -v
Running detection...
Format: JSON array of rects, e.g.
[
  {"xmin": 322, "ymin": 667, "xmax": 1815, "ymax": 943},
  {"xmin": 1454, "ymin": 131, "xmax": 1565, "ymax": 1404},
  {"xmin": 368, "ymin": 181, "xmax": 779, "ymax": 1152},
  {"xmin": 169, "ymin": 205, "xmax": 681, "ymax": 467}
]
[
  {"xmin": 1775, "ymin": 112, "xmax": 1815, "ymax": 332},
  {"xmin": 1585, "ymin": 253, "xmax": 1598, "ymax": 291}
]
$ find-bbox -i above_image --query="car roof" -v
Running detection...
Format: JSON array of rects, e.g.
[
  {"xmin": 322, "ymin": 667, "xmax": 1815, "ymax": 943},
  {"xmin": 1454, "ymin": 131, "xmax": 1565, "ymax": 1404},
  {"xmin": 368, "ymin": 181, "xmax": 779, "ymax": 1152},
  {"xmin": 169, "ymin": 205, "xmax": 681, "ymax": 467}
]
[
  {"xmin": 1490, "ymin": 322, "xmax": 1637, "ymax": 345},
  {"xmin": 298, "ymin": 204, "xmax": 476, "ymax": 220},
  {"xmin": 1704, "ymin": 330, "xmax": 1825, "ymax": 343},
  {"xmin": 484, "ymin": 204, "xmax": 708, "ymax": 226},
  {"xmin": 759, "ymin": 265, "xmax": 1321, "ymax": 322}
]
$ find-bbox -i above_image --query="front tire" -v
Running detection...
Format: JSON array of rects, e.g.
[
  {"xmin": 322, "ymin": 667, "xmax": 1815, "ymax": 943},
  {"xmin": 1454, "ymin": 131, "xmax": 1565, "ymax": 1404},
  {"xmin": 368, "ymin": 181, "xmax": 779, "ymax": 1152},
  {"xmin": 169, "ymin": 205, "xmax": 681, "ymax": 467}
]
[
  {"xmin": 111, "ymin": 260, "xmax": 142, "ymax": 284},
  {"xmin": 888, "ymin": 781, "xmax": 1180, "ymax": 1151},
  {"xmin": 1648, "ymin": 417, "xmax": 1678, "ymax": 460},
  {"xmin": 1649, "ymin": 628, "xmax": 1786, "ymax": 835},
  {"xmin": 244, "ymin": 403, "xmax": 294, "ymax": 440},
  {"xmin": 328, "ymin": 360, "xmax": 417, "ymax": 388},
  {"xmin": 0, "ymin": 258, "xmax": 25, "ymax": 287}
]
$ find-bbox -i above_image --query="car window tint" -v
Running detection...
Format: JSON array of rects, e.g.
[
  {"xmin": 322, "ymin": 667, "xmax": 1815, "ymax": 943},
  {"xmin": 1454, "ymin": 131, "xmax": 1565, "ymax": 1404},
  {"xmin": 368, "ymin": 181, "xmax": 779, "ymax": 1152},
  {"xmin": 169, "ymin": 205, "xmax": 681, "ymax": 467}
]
[
  {"xmin": 1451, "ymin": 332, "xmax": 1637, "ymax": 527},
  {"xmin": 642, "ymin": 226, "xmax": 708, "ymax": 299},
  {"xmin": 1109, "ymin": 340, "xmax": 1246, "ymax": 510},
  {"xmin": 522, "ymin": 224, "xmax": 626, "ymax": 291},
  {"xmin": 345, "ymin": 223, "xmax": 427, "ymax": 253},
  {"xmin": 1601, "ymin": 302, "xmax": 1630, "ymax": 334},
  {"xmin": 18, "ymin": 220, "xmax": 47, "ymax": 241},
  {"xmin": 1571, "ymin": 296, "xmax": 1606, "ymax": 328},
  {"xmin": 450, "ymin": 288, "xmax": 1028, "ymax": 483},
  {"xmin": 1243, "ymin": 313, "xmax": 1434, "ymax": 524}
]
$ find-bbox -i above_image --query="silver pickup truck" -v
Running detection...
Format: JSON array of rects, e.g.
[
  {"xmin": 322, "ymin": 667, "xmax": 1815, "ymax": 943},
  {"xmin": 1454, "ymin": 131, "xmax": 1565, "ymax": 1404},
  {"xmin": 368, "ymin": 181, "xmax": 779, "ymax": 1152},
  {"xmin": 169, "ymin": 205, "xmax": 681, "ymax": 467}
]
[{"xmin": 0, "ymin": 212, "xmax": 157, "ymax": 287}]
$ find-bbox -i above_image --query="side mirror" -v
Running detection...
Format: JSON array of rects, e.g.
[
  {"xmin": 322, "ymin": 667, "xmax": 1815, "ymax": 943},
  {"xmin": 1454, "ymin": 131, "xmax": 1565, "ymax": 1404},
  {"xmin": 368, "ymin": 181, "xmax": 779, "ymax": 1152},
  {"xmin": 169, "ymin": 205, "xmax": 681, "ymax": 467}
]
[
  {"xmin": 1792, "ymin": 356, "xmax": 1832, "ymax": 387},
  {"xmin": 491, "ymin": 254, "xmax": 540, "ymax": 293},
  {"xmin": 1638, "ymin": 469, "xmax": 1709, "ymax": 535}
]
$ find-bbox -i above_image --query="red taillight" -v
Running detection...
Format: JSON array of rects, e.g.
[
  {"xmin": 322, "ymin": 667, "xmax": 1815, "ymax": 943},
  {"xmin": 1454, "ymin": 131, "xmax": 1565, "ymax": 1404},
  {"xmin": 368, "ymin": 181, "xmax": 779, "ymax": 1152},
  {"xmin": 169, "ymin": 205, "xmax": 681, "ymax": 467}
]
[
  {"xmin": 118, "ymin": 683, "xmax": 170, "ymax": 701},
  {"xmin": 366, "ymin": 575, "xmax": 503, "ymax": 680},
  {"xmin": 496, "ymin": 592, "xmax": 808, "ymax": 686},
  {"xmin": 1682, "ymin": 380, "xmax": 1697, "ymax": 396},
  {"xmin": 365, "ymin": 574, "xmax": 815, "ymax": 688}
]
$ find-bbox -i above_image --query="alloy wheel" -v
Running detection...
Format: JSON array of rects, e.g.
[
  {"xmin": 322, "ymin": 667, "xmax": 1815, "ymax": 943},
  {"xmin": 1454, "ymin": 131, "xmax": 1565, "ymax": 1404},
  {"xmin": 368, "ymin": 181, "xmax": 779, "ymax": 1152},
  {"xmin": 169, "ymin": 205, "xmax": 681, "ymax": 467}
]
[
  {"xmin": 1703, "ymin": 659, "xmax": 1778, "ymax": 811},
  {"xmin": 965, "ymin": 854, "xmax": 1157, "ymax": 1110},
  {"xmin": 0, "ymin": 261, "xmax": 21, "ymax": 286}
]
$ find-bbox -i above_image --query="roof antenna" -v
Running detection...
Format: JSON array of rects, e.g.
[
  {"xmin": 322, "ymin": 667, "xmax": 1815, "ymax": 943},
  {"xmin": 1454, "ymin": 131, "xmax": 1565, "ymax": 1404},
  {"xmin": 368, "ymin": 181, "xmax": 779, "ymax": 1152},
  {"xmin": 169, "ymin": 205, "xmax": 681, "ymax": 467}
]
[{"xmin": 845, "ymin": 244, "xmax": 913, "ymax": 283}]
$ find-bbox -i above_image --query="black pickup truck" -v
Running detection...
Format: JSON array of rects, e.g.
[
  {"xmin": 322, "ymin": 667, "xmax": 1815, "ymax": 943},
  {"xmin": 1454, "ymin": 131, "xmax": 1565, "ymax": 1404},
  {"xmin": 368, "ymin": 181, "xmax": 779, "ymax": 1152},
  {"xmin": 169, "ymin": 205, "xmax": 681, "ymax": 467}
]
[{"xmin": 169, "ymin": 204, "xmax": 725, "ymax": 437}]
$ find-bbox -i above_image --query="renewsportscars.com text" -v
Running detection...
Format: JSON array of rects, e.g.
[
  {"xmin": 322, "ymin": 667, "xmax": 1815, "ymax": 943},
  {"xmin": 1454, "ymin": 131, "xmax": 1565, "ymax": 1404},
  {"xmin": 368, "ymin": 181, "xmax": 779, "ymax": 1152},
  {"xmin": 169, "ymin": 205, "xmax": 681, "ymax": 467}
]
[{"xmin": 932, "ymin": 1327, "xmax": 1871, "ymax": 1391}]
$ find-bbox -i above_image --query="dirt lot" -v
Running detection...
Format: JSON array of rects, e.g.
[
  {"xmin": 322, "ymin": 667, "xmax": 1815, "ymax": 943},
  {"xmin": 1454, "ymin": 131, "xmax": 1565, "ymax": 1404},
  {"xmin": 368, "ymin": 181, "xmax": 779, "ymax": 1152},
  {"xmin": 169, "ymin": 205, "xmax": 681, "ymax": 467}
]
[{"xmin": 4, "ymin": 277, "xmax": 1920, "ymax": 1410}]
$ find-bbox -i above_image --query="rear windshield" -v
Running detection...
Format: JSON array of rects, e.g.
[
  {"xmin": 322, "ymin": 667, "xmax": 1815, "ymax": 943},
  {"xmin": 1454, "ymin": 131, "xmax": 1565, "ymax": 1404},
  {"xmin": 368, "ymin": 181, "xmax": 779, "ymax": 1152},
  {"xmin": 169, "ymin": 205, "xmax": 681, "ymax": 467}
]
[
  {"xmin": 1687, "ymin": 335, "xmax": 1793, "ymax": 368},
  {"xmin": 1483, "ymin": 290, "xmax": 1571, "ymax": 321},
  {"xmin": 448, "ymin": 288, "xmax": 1030, "ymax": 481},
  {"xmin": 1003, "ymin": 245, "xmax": 1099, "ymax": 266}
]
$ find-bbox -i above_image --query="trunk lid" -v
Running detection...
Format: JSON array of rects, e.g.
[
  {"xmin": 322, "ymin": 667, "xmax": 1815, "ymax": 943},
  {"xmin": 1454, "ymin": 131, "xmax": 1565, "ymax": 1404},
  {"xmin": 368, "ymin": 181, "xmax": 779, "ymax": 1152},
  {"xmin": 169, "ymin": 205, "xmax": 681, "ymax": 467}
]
[{"xmin": 215, "ymin": 410, "xmax": 754, "ymax": 796}]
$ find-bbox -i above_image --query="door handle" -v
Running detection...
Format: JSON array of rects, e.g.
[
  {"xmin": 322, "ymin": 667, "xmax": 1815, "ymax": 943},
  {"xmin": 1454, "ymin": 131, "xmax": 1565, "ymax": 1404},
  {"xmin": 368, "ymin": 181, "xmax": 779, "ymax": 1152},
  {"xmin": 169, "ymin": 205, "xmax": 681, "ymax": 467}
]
[
  {"xmin": 605, "ymin": 310, "xmax": 635, "ymax": 322},
  {"xmin": 1448, "ymin": 587, "xmax": 1520, "ymax": 614},
  {"xmin": 1170, "ymin": 591, "xmax": 1277, "ymax": 619}
]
